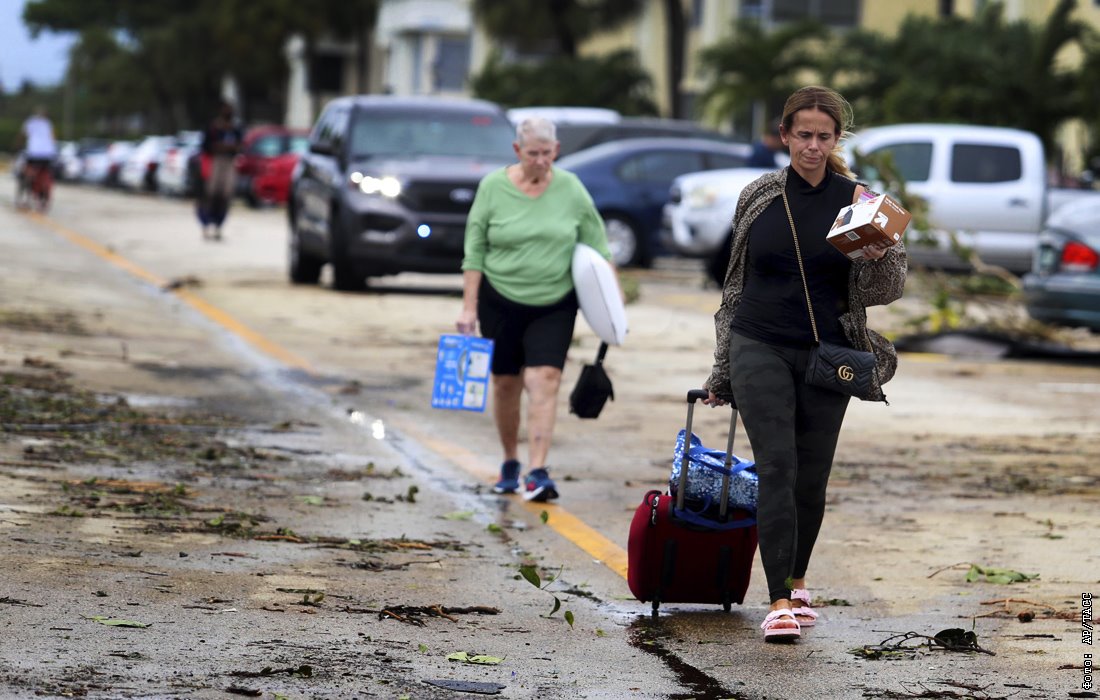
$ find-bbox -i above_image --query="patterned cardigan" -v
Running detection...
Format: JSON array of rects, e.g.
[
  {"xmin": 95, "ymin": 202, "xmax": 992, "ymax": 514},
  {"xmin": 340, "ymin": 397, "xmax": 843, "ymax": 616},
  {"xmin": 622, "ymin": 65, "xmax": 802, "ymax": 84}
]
[{"xmin": 704, "ymin": 167, "xmax": 908, "ymax": 403}]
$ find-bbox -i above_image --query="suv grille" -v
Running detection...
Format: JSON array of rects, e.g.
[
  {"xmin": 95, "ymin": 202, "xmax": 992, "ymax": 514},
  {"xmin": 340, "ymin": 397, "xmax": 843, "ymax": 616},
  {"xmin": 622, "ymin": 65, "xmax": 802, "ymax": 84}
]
[{"xmin": 401, "ymin": 181, "xmax": 477, "ymax": 215}]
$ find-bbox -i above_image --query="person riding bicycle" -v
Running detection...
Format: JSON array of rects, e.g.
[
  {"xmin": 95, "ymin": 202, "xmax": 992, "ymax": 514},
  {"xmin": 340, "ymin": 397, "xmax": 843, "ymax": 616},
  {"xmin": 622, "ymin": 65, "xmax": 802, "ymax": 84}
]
[{"xmin": 16, "ymin": 106, "xmax": 58, "ymax": 209}]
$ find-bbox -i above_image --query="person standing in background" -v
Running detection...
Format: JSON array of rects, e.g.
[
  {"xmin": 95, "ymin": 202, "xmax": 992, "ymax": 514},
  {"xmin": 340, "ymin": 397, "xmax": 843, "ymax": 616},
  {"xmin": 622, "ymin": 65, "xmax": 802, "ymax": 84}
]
[
  {"xmin": 197, "ymin": 100, "xmax": 242, "ymax": 240},
  {"xmin": 747, "ymin": 120, "xmax": 784, "ymax": 169}
]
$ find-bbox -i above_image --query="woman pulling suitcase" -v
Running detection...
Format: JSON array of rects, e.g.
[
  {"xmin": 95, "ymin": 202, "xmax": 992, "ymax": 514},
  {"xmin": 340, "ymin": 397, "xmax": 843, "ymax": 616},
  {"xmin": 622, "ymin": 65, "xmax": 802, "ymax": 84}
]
[{"xmin": 703, "ymin": 86, "xmax": 907, "ymax": 642}]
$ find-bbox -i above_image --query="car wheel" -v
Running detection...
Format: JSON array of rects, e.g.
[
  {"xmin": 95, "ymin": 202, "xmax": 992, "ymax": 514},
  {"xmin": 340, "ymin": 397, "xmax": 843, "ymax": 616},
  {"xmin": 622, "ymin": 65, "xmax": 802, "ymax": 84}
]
[
  {"xmin": 328, "ymin": 206, "xmax": 366, "ymax": 292},
  {"xmin": 288, "ymin": 210, "xmax": 323, "ymax": 285},
  {"xmin": 603, "ymin": 214, "xmax": 645, "ymax": 268}
]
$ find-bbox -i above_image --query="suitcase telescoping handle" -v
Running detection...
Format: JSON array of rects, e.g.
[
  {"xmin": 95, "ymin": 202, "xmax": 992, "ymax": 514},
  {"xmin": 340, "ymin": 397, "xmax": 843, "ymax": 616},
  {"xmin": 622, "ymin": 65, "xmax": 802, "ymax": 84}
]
[{"xmin": 677, "ymin": 390, "xmax": 738, "ymax": 517}]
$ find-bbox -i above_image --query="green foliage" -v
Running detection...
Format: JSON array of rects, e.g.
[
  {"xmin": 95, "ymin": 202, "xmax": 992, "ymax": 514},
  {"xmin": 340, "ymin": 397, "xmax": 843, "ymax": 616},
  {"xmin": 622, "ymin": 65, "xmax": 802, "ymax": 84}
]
[
  {"xmin": 19, "ymin": 0, "xmax": 380, "ymax": 132},
  {"xmin": 517, "ymin": 564, "xmax": 574, "ymax": 626},
  {"xmin": 471, "ymin": 49, "xmax": 657, "ymax": 116},
  {"xmin": 473, "ymin": 0, "xmax": 644, "ymax": 56},
  {"xmin": 828, "ymin": 0, "xmax": 1084, "ymax": 152},
  {"xmin": 965, "ymin": 564, "xmax": 1039, "ymax": 584},
  {"xmin": 698, "ymin": 17, "xmax": 827, "ymax": 129}
]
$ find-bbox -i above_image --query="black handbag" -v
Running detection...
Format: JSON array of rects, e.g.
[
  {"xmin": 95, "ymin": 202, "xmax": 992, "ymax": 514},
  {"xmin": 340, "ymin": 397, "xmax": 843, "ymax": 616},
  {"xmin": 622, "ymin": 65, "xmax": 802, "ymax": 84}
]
[
  {"xmin": 570, "ymin": 342, "xmax": 614, "ymax": 419},
  {"xmin": 803, "ymin": 338, "xmax": 875, "ymax": 400},
  {"xmin": 782, "ymin": 191, "xmax": 877, "ymax": 401}
]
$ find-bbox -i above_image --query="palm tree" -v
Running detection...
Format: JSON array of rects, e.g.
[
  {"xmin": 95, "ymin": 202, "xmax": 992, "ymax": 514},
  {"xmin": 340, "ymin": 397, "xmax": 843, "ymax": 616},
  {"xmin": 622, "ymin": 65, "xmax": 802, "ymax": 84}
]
[
  {"xmin": 827, "ymin": 0, "xmax": 1084, "ymax": 151},
  {"xmin": 698, "ymin": 17, "xmax": 827, "ymax": 138},
  {"xmin": 472, "ymin": 0, "xmax": 645, "ymax": 57}
]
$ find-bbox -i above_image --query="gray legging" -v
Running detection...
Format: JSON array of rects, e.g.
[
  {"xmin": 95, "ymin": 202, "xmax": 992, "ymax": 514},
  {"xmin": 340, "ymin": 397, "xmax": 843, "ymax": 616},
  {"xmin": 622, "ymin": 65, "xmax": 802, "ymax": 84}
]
[{"xmin": 728, "ymin": 331, "xmax": 850, "ymax": 603}]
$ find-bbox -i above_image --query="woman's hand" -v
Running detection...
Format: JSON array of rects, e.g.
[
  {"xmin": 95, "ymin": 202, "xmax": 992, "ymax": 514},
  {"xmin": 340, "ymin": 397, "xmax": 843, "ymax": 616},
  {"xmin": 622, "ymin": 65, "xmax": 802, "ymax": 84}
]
[
  {"xmin": 861, "ymin": 241, "xmax": 892, "ymax": 261},
  {"xmin": 702, "ymin": 387, "xmax": 727, "ymax": 407},
  {"xmin": 456, "ymin": 309, "xmax": 477, "ymax": 335}
]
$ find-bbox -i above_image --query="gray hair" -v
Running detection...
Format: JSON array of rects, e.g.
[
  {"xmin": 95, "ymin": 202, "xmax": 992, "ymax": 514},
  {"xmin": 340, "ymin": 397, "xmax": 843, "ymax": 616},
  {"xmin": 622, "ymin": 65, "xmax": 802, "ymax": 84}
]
[{"xmin": 515, "ymin": 117, "xmax": 557, "ymax": 146}]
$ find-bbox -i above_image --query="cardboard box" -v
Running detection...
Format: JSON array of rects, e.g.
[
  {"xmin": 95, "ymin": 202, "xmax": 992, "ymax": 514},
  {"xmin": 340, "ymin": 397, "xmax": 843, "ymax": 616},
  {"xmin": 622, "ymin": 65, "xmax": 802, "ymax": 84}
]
[{"xmin": 827, "ymin": 193, "xmax": 911, "ymax": 259}]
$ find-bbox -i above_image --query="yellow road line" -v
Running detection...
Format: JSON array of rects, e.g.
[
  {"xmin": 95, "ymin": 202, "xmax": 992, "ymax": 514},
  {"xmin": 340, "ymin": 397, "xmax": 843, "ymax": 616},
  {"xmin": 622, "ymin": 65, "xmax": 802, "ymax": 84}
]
[
  {"xmin": 30, "ymin": 209, "xmax": 634, "ymax": 580},
  {"xmin": 395, "ymin": 418, "xmax": 630, "ymax": 579},
  {"xmin": 29, "ymin": 212, "xmax": 314, "ymax": 372},
  {"xmin": 520, "ymin": 500, "xmax": 629, "ymax": 580}
]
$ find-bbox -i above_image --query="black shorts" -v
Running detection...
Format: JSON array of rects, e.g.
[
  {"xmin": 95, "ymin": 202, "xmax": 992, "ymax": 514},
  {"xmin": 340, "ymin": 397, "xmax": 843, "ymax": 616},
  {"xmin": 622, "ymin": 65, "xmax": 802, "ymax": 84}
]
[{"xmin": 478, "ymin": 278, "xmax": 578, "ymax": 375}]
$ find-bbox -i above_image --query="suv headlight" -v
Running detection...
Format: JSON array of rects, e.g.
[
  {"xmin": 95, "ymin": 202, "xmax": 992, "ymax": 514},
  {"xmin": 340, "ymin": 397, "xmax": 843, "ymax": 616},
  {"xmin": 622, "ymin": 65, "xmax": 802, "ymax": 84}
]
[
  {"xmin": 685, "ymin": 185, "xmax": 719, "ymax": 210},
  {"xmin": 350, "ymin": 172, "xmax": 402, "ymax": 198}
]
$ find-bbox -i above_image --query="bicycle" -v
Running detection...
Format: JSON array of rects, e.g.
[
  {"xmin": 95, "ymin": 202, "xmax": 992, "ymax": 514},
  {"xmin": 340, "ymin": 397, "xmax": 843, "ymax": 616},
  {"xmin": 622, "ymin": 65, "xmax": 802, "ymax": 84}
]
[{"xmin": 17, "ymin": 159, "xmax": 52, "ymax": 212}]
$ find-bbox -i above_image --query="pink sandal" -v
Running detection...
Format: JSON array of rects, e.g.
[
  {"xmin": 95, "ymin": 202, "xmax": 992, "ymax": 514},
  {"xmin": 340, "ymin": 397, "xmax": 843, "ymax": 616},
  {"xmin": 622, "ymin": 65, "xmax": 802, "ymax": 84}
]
[
  {"xmin": 760, "ymin": 609, "xmax": 801, "ymax": 643},
  {"xmin": 790, "ymin": 588, "xmax": 819, "ymax": 627}
]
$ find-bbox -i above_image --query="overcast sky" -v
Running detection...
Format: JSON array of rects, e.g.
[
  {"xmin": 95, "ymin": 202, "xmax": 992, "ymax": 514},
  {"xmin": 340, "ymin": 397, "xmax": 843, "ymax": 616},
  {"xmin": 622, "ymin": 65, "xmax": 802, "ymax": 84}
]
[{"xmin": 0, "ymin": 0, "xmax": 75, "ymax": 91}]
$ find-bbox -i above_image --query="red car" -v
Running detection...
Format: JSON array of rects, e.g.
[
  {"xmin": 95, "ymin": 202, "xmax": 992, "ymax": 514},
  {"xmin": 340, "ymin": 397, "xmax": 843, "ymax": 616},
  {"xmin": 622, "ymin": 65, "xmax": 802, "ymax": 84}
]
[{"xmin": 235, "ymin": 125, "xmax": 309, "ymax": 207}]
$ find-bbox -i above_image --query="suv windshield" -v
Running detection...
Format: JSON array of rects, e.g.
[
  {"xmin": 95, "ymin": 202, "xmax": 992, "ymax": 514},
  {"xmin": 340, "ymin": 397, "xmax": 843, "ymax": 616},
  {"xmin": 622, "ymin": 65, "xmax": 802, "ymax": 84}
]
[{"xmin": 349, "ymin": 110, "xmax": 514, "ymax": 160}]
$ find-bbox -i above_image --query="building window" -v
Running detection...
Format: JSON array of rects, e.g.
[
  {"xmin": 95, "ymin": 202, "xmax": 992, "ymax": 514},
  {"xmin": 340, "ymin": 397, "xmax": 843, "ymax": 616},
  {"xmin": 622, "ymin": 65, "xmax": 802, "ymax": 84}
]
[
  {"xmin": 692, "ymin": 0, "xmax": 706, "ymax": 27},
  {"xmin": 772, "ymin": 0, "xmax": 859, "ymax": 27},
  {"xmin": 434, "ymin": 36, "xmax": 470, "ymax": 92},
  {"xmin": 740, "ymin": 0, "xmax": 765, "ymax": 22}
]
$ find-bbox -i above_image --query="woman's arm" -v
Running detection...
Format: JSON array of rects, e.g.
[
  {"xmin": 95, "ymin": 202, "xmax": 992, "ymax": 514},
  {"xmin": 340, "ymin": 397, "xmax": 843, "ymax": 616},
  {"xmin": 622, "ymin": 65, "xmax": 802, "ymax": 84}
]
[
  {"xmin": 853, "ymin": 241, "xmax": 907, "ymax": 306},
  {"xmin": 456, "ymin": 270, "xmax": 482, "ymax": 334}
]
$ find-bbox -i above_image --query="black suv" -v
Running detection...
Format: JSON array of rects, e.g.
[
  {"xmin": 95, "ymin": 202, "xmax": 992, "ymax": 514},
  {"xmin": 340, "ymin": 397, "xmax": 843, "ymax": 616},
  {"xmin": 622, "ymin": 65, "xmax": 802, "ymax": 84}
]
[{"xmin": 288, "ymin": 96, "xmax": 516, "ymax": 290}]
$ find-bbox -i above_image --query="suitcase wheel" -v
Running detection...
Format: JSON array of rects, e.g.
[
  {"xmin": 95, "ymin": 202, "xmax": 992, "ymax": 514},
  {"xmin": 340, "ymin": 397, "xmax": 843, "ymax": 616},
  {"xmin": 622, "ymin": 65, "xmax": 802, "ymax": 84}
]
[
  {"xmin": 722, "ymin": 601, "xmax": 731, "ymax": 613},
  {"xmin": 651, "ymin": 600, "xmax": 659, "ymax": 619}
]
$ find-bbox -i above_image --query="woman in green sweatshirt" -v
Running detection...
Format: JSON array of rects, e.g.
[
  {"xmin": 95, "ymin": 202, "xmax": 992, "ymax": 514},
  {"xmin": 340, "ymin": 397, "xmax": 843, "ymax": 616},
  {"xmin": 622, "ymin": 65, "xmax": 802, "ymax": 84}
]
[{"xmin": 457, "ymin": 117, "xmax": 613, "ymax": 502}]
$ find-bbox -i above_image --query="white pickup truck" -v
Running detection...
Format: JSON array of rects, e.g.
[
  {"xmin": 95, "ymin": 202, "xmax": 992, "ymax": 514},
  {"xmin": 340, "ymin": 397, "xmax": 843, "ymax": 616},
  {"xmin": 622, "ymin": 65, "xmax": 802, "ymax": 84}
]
[{"xmin": 661, "ymin": 123, "xmax": 1100, "ymax": 276}]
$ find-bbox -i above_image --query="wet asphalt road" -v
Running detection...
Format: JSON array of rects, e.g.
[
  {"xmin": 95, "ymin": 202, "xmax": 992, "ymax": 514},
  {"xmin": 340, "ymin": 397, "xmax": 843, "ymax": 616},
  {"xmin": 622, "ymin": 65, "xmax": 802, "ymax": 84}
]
[{"xmin": 1, "ymin": 177, "xmax": 1098, "ymax": 699}]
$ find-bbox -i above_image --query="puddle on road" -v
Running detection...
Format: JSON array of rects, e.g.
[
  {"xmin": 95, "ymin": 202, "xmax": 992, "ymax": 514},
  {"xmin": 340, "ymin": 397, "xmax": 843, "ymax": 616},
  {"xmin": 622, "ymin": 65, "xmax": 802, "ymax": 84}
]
[
  {"xmin": 117, "ymin": 393, "xmax": 197, "ymax": 408},
  {"xmin": 628, "ymin": 617, "xmax": 749, "ymax": 700}
]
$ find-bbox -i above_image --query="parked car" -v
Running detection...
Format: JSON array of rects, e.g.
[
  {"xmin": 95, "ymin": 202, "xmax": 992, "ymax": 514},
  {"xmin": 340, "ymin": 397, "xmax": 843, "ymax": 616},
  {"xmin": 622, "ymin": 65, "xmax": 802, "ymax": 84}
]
[
  {"xmin": 53, "ymin": 141, "xmax": 82, "ymax": 181},
  {"xmin": 119, "ymin": 135, "xmax": 175, "ymax": 191},
  {"xmin": 555, "ymin": 137, "xmax": 752, "ymax": 267},
  {"xmin": 156, "ymin": 131, "xmax": 203, "ymax": 197},
  {"xmin": 1022, "ymin": 197, "xmax": 1100, "ymax": 331},
  {"xmin": 663, "ymin": 123, "xmax": 1100, "ymax": 279},
  {"xmin": 81, "ymin": 140, "xmax": 135, "ymax": 186},
  {"xmin": 288, "ymin": 95, "xmax": 516, "ymax": 290},
  {"xmin": 236, "ymin": 125, "xmax": 309, "ymax": 207},
  {"xmin": 506, "ymin": 106, "xmax": 620, "ymax": 128},
  {"xmin": 507, "ymin": 106, "xmax": 738, "ymax": 156},
  {"xmin": 555, "ymin": 117, "xmax": 738, "ymax": 158}
]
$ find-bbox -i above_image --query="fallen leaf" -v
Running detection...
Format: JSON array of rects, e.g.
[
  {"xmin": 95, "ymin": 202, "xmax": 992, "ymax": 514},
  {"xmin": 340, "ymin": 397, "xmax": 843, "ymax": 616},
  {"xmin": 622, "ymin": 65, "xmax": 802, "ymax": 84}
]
[
  {"xmin": 447, "ymin": 651, "xmax": 504, "ymax": 665},
  {"xmin": 85, "ymin": 615, "xmax": 149, "ymax": 628}
]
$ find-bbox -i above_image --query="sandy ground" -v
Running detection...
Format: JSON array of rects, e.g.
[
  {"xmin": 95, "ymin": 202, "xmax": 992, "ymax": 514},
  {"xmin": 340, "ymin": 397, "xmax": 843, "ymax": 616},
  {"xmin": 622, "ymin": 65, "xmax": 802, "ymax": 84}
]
[{"xmin": 0, "ymin": 180, "xmax": 1097, "ymax": 699}]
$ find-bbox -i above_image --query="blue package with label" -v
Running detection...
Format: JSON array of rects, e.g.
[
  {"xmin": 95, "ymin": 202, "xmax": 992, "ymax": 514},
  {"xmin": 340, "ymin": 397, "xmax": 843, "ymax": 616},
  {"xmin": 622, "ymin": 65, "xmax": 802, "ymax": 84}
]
[{"xmin": 431, "ymin": 334, "xmax": 494, "ymax": 412}]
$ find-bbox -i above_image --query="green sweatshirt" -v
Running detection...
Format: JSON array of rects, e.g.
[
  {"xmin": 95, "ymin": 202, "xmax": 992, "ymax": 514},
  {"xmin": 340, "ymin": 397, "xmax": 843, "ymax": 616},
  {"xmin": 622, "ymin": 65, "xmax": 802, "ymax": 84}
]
[{"xmin": 461, "ymin": 166, "xmax": 612, "ymax": 306}]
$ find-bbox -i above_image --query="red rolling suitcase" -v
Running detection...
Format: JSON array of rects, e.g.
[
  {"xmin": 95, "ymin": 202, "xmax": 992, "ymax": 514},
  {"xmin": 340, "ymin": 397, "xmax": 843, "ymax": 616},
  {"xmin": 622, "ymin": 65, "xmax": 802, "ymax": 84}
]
[{"xmin": 627, "ymin": 389, "xmax": 758, "ymax": 618}]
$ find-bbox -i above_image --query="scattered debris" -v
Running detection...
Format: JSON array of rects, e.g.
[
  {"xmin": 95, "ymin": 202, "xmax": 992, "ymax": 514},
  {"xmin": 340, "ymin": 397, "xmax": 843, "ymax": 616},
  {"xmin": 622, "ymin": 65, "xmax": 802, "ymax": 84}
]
[
  {"xmin": 862, "ymin": 680, "xmax": 1014, "ymax": 698},
  {"xmin": 850, "ymin": 629, "xmax": 994, "ymax": 660},
  {"xmin": 973, "ymin": 597, "xmax": 1078, "ymax": 621},
  {"xmin": 927, "ymin": 562, "xmax": 1039, "ymax": 584},
  {"xmin": 0, "ymin": 596, "xmax": 44, "ymax": 607},
  {"xmin": 446, "ymin": 651, "xmax": 504, "ymax": 665},
  {"xmin": 228, "ymin": 664, "xmax": 313, "ymax": 678},
  {"xmin": 84, "ymin": 616, "xmax": 150, "ymax": 628},
  {"xmin": 162, "ymin": 275, "xmax": 202, "ymax": 291},
  {"xmin": 340, "ymin": 604, "xmax": 499, "ymax": 625},
  {"xmin": 518, "ymin": 564, "xmax": 574, "ymax": 627},
  {"xmin": 0, "ymin": 309, "xmax": 89, "ymax": 336}
]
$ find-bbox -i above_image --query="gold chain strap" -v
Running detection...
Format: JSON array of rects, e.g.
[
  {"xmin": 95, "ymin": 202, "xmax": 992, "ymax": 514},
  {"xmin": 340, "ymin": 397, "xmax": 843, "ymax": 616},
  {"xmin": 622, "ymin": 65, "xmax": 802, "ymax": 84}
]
[{"xmin": 781, "ymin": 190, "xmax": 820, "ymax": 343}]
